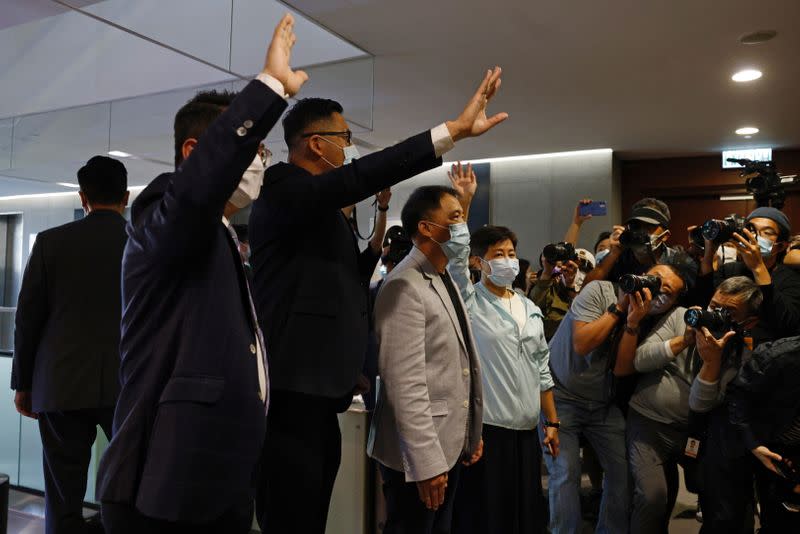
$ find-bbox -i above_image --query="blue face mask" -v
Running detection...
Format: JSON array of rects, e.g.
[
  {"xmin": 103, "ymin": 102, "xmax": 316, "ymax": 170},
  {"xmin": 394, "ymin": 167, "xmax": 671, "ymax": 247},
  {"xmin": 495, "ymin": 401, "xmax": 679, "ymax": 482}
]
[
  {"xmin": 756, "ymin": 234, "xmax": 774, "ymax": 259},
  {"xmin": 319, "ymin": 136, "xmax": 360, "ymax": 167},
  {"xmin": 427, "ymin": 221, "xmax": 470, "ymax": 260},
  {"xmin": 595, "ymin": 249, "xmax": 610, "ymax": 265},
  {"xmin": 481, "ymin": 257, "xmax": 520, "ymax": 287}
]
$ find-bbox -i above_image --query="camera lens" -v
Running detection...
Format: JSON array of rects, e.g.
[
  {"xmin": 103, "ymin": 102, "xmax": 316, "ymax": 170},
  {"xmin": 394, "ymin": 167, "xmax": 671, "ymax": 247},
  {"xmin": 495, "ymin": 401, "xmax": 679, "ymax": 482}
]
[{"xmin": 684, "ymin": 309, "xmax": 702, "ymax": 328}]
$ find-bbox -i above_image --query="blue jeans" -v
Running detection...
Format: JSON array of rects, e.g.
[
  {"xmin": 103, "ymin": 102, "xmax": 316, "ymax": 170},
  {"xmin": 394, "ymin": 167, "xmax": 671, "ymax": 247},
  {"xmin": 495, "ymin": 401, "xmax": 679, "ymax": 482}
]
[{"xmin": 540, "ymin": 392, "xmax": 630, "ymax": 534}]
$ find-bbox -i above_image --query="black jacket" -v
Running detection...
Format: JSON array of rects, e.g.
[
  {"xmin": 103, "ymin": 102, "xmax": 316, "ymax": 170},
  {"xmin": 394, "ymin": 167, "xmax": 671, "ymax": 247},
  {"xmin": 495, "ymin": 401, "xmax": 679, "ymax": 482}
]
[
  {"xmin": 714, "ymin": 262, "xmax": 800, "ymax": 345},
  {"xmin": 249, "ymin": 131, "xmax": 441, "ymax": 400},
  {"xmin": 96, "ymin": 80, "xmax": 286, "ymax": 522},
  {"xmin": 727, "ymin": 336, "xmax": 800, "ymax": 451},
  {"xmin": 11, "ymin": 210, "xmax": 127, "ymax": 412}
]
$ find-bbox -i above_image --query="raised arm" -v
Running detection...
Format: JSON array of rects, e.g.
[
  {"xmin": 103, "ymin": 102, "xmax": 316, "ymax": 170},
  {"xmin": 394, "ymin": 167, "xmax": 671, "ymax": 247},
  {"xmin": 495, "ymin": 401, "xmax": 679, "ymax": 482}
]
[
  {"xmin": 446, "ymin": 163, "xmax": 478, "ymax": 309},
  {"xmin": 368, "ymin": 189, "xmax": 392, "ymax": 254}
]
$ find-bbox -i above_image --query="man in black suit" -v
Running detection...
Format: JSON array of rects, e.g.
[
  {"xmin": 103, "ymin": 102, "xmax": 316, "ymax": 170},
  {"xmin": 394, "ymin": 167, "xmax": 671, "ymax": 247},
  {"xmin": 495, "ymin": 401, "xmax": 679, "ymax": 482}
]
[
  {"xmin": 95, "ymin": 14, "xmax": 307, "ymax": 534},
  {"xmin": 11, "ymin": 155, "xmax": 129, "ymax": 534},
  {"xmin": 251, "ymin": 66, "xmax": 508, "ymax": 533}
]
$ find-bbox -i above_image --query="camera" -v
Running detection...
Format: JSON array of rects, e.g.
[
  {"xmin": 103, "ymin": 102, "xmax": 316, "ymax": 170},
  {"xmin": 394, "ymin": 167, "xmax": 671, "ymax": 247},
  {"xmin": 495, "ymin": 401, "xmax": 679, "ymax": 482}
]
[
  {"xmin": 619, "ymin": 274, "xmax": 661, "ymax": 295},
  {"xmin": 700, "ymin": 214, "xmax": 749, "ymax": 244},
  {"xmin": 727, "ymin": 157, "xmax": 787, "ymax": 209},
  {"xmin": 618, "ymin": 228, "xmax": 651, "ymax": 249},
  {"xmin": 542, "ymin": 242, "xmax": 578, "ymax": 264},
  {"xmin": 684, "ymin": 308, "xmax": 733, "ymax": 333}
]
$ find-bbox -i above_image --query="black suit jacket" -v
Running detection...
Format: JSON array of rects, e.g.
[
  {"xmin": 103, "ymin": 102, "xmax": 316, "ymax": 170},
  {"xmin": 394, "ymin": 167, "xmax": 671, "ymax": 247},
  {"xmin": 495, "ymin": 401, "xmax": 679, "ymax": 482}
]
[
  {"xmin": 96, "ymin": 80, "xmax": 287, "ymax": 522},
  {"xmin": 249, "ymin": 131, "xmax": 441, "ymax": 399},
  {"xmin": 11, "ymin": 210, "xmax": 127, "ymax": 413}
]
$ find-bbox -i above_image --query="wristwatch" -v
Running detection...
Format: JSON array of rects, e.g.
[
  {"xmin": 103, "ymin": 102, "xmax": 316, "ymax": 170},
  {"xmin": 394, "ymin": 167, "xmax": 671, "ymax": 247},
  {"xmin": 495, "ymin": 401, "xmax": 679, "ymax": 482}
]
[
  {"xmin": 543, "ymin": 420, "xmax": 560, "ymax": 429},
  {"xmin": 607, "ymin": 303, "xmax": 626, "ymax": 319},
  {"xmin": 378, "ymin": 205, "xmax": 390, "ymax": 212}
]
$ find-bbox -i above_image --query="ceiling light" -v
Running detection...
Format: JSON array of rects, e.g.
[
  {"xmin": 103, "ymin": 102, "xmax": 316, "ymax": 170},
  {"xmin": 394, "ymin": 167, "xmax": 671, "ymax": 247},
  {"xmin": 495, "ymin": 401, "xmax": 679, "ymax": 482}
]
[
  {"xmin": 739, "ymin": 30, "xmax": 777, "ymax": 45},
  {"xmin": 720, "ymin": 195, "xmax": 753, "ymax": 201},
  {"xmin": 744, "ymin": 135, "xmax": 752, "ymax": 139},
  {"xmin": 735, "ymin": 127, "xmax": 759, "ymax": 135},
  {"xmin": 108, "ymin": 150, "xmax": 132, "ymax": 158},
  {"xmin": 732, "ymin": 69, "xmax": 762, "ymax": 82},
  {"xmin": 57, "ymin": 182, "xmax": 80, "ymax": 188}
]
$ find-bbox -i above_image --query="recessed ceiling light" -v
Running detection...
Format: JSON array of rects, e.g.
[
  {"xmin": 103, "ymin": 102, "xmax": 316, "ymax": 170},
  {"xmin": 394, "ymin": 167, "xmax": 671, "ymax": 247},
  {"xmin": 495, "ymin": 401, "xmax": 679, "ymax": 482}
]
[
  {"xmin": 732, "ymin": 69, "xmax": 762, "ymax": 82},
  {"xmin": 744, "ymin": 135, "xmax": 752, "ymax": 139},
  {"xmin": 57, "ymin": 182, "xmax": 80, "ymax": 188},
  {"xmin": 739, "ymin": 30, "xmax": 777, "ymax": 45},
  {"xmin": 736, "ymin": 127, "xmax": 759, "ymax": 135},
  {"xmin": 108, "ymin": 150, "xmax": 132, "ymax": 158}
]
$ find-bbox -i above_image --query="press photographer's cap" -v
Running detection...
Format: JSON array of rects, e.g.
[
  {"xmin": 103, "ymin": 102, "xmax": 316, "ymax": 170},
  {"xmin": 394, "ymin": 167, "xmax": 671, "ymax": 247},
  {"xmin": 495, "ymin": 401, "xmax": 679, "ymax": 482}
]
[
  {"xmin": 626, "ymin": 206, "xmax": 670, "ymax": 228},
  {"xmin": 575, "ymin": 248, "xmax": 596, "ymax": 270},
  {"xmin": 746, "ymin": 207, "xmax": 791, "ymax": 237}
]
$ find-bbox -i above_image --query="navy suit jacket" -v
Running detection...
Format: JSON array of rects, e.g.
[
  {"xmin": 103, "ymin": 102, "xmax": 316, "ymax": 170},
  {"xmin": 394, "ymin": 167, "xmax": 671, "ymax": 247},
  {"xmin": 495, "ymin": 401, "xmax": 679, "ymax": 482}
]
[
  {"xmin": 11, "ymin": 210, "xmax": 127, "ymax": 412},
  {"xmin": 96, "ymin": 80, "xmax": 287, "ymax": 522},
  {"xmin": 249, "ymin": 131, "xmax": 441, "ymax": 400}
]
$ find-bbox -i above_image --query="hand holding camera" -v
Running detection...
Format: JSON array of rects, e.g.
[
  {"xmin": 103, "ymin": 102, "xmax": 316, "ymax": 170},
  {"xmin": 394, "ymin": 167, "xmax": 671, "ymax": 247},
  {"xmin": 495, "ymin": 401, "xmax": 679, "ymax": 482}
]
[{"xmin": 626, "ymin": 287, "xmax": 653, "ymax": 328}]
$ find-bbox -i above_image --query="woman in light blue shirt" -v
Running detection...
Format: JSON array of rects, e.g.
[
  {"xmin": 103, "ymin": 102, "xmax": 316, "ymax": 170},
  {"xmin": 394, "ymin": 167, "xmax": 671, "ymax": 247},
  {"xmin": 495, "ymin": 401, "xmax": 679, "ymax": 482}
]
[{"xmin": 447, "ymin": 164, "xmax": 559, "ymax": 534}]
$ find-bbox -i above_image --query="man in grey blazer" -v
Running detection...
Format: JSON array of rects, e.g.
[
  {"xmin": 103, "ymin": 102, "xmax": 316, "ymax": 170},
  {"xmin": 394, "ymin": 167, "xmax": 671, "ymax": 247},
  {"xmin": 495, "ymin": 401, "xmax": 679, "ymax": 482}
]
[{"xmin": 368, "ymin": 185, "xmax": 483, "ymax": 533}]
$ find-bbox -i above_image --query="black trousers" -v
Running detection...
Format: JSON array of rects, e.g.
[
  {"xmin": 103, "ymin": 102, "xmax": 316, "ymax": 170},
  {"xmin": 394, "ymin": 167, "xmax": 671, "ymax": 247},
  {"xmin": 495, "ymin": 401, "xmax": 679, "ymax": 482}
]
[
  {"xmin": 380, "ymin": 462, "xmax": 462, "ymax": 534},
  {"xmin": 452, "ymin": 424, "xmax": 546, "ymax": 534},
  {"xmin": 101, "ymin": 500, "xmax": 253, "ymax": 534},
  {"xmin": 256, "ymin": 390, "xmax": 343, "ymax": 534},
  {"xmin": 697, "ymin": 433, "xmax": 755, "ymax": 534},
  {"xmin": 38, "ymin": 408, "xmax": 114, "ymax": 534}
]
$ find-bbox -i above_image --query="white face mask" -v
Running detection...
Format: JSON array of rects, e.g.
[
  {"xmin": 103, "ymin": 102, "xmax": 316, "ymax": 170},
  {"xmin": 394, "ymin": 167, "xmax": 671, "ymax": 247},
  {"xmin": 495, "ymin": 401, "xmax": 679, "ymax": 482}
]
[
  {"xmin": 481, "ymin": 257, "xmax": 520, "ymax": 287},
  {"xmin": 574, "ymin": 270, "xmax": 587, "ymax": 291},
  {"xmin": 229, "ymin": 153, "xmax": 265, "ymax": 209},
  {"xmin": 320, "ymin": 136, "xmax": 360, "ymax": 167}
]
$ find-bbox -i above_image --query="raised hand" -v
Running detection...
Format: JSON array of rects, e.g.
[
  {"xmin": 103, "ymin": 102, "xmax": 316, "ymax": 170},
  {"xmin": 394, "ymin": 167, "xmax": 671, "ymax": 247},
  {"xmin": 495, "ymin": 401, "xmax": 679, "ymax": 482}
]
[
  {"xmin": 574, "ymin": 199, "xmax": 593, "ymax": 225},
  {"xmin": 447, "ymin": 162, "xmax": 477, "ymax": 199},
  {"xmin": 376, "ymin": 188, "xmax": 392, "ymax": 209},
  {"xmin": 446, "ymin": 67, "xmax": 508, "ymax": 142},
  {"xmin": 263, "ymin": 14, "xmax": 309, "ymax": 97}
]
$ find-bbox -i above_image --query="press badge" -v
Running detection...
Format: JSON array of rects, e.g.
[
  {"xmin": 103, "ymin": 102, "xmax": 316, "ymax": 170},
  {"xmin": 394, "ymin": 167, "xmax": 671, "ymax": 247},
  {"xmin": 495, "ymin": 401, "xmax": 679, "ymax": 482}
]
[{"xmin": 685, "ymin": 437, "xmax": 701, "ymax": 459}]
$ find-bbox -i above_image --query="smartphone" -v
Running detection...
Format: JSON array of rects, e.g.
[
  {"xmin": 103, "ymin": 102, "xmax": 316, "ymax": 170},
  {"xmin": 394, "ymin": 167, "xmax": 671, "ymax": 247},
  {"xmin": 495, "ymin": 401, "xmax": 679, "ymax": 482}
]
[{"xmin": 579, "ymin": 201, "xmax": 608, "ymax": 217}]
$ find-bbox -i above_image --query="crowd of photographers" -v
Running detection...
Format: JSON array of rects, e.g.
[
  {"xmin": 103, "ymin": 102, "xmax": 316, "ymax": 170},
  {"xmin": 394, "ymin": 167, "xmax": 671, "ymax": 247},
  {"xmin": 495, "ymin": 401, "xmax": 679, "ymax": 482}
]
[{"xmin": 363, "ymin": 161, "xmax": 800, "ymax": 532}]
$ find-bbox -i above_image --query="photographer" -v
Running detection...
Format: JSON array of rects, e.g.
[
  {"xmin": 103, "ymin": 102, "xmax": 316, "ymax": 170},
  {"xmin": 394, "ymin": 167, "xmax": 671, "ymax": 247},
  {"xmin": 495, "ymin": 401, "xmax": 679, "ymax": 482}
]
[
  {"xmin": 583, "ymin": 198, "xmax": 698, "ymax": 290},
  {"xmin": 705, "ymin": 207, "xmax": 800, "ymax": 345},
  {"xmin": 610, "ymin": 266, "xmax": 689, "ymax": 534},
  {"xmin": 785, "ymin": 234, "xmax": 800, "ymax": 270},
  {"xmin": 530, "ymin": 245, "xmax": 595, "ymax": 340},
  {"xmin": 543, "ymin": 273, "xmax": 644, "ymax": 532},
  {"xmin": 686, "ymin": 277, "xmax": 762, "ymax": 534},
  {"xmin": 727, "ymin": 333, "xmax": 800, "ymax": 533}
]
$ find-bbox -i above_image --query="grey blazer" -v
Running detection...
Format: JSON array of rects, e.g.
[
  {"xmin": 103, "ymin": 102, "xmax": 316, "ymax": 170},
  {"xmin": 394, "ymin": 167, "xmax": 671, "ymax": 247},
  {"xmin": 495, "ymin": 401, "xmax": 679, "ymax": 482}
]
[{"xmin": 367, "ymin": 247, "xmax": 483, "ymax": 482}]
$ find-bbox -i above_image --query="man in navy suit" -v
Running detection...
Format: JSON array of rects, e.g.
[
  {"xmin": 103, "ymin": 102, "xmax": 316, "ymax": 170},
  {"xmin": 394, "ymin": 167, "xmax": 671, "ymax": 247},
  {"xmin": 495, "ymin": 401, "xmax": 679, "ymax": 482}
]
[
  {"xmin": 12, "ymin": 155, "xmax": 128, "ymax": 534},
  {"xmin": 96, "ymin": 15, "xmax": 308, "ymax": 533},
  {"xmin": 251, "ymin": 66, "xmax": 508, "ymax": 533}
]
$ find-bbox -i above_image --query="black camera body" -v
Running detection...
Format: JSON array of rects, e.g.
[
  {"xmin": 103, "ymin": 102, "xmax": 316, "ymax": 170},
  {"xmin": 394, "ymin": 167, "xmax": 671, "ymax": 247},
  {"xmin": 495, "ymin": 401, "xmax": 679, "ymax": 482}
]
[
  {"xmin": 684, "ymin": 308, "xmax": 734, "ymax": 333},
  {"xmin": 701, "ymin": 214, "xmax": 748, "ymax": 244},
  {"xmin": 619, "ymin": 228, "xmax": 651, "ymax": 249},
  {"xmin": 619, "ymin": 274, "xmax": 662, "ymax": 295},
  {"xmin": 727, "ymin": 157, "xmax": 786, "ymax": 209},
  {"xmin": 542, "ymin": 242, "xmax": 578, "ymax": 264}
]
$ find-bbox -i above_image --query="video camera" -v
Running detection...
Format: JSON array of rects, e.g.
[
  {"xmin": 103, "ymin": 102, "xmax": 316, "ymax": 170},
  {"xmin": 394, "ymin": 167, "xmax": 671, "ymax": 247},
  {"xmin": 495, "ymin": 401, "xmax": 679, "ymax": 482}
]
[
  {"xmin": 727, "ymin": 157, "xmax": 786, "ymax": 209},
  {"xmin": 619, "ymin": 274, "xmax": 661, "ymax": 295}
]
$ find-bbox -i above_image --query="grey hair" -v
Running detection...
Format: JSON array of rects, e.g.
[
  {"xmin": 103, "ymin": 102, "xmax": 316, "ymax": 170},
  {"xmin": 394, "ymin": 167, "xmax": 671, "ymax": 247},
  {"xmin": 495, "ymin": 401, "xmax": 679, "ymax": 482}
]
[{"xmin": 717, "ymin": 276, "xmax": 763, "ymax": 316}]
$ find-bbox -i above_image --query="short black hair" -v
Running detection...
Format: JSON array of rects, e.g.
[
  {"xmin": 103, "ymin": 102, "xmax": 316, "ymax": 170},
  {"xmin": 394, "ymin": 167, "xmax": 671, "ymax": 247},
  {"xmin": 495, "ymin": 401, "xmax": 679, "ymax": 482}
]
[
  {"xmin": 594, "ymin": 231, "xmax": 612, "ymax": 253},
  {"xmin": 513, "ymin": 258, "xmax": 530, "ymax": 291},
  {"xmin": 401, "ymin": 185, "xmax": 459, "ymax": 238},
  {"xmin": 470, "ymin": 226, "xmax": 518, "ymax": 258},
  {"xmin": 77, "ymin": 156, "xmax": 127, "ymax": 205},
  {"xmin": 282, "ymin": 98, "xmax": 344, "ymax": 149},
  {"xmin": 174, "ymin": 89, "xmax": 236, "ymax": 167}
]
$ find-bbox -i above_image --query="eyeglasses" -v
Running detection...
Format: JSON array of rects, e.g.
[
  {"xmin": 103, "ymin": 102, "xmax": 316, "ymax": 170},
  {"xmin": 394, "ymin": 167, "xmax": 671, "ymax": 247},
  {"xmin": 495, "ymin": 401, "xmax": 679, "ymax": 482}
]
[{"xmin": 301, "ymin": 130, "xmax": 352, "ymax": 145}]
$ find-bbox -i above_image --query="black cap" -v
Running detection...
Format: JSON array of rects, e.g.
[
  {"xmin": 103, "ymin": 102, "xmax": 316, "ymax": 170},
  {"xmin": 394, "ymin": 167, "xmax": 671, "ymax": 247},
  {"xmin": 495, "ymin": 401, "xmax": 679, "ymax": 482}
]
[{"xmin": 626, "ymin": 206, "xmax": 670, "ymax": 228}]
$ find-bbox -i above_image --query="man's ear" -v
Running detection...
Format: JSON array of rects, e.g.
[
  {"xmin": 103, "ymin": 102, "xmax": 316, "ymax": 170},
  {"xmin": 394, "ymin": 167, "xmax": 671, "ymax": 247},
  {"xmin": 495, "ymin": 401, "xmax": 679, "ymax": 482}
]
[
  {"xmin": 307, "ymin": 135, "xmax": 325, "ymax": 158},
  {"xmin": 78, "ymin": 191, "xmax": 89, "ymax": 212},
  {"xmin": 181, "ymin": 138, "xmax": 198, "ymax": 164},
  {"xmin": 122, "ymin": 191, "xmax": 130, "ymax": 208}
]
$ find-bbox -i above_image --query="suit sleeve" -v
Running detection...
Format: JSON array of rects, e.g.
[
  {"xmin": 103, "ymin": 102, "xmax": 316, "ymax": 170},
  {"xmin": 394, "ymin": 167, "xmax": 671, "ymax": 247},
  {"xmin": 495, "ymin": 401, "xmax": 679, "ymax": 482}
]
[
  {"xmin": 133, "ymin": 80, "xmax": 288, "ymax": 265},
  {"xmin": 11, "ymin": 236, "xmax": 49, "ymax": 391},
  {"xmin": 375, "ymin": 276, "xmax": 449, "ymax": 482},
  {"xmin": 266, "ymin": 131, "xmax": 441, "ymax": 215}
]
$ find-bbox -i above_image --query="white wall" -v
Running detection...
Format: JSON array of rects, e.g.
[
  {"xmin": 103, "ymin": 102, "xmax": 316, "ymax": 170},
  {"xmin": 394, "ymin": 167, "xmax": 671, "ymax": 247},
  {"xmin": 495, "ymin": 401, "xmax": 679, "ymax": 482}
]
[{"xmin": 352, "ymin": 149, "xmax": 619, "ymax": 263}]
